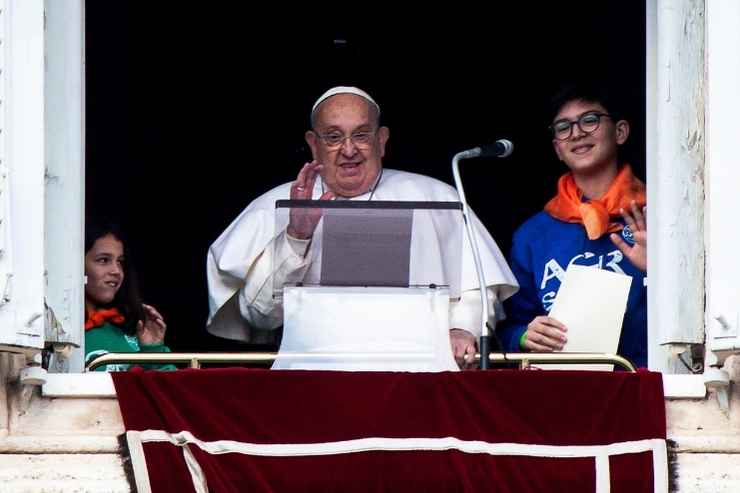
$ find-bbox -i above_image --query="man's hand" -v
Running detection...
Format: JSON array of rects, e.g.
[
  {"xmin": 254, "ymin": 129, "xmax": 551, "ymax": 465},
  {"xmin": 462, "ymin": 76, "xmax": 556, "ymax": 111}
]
[
  {"xmin": 450, "ymin": 328, "xmax": 477, "ymax": 369},
  {"xmin": 610, "ymin": 200, "xmax": 647, "ymax": 272},
  {"xmin": 522, "ymin": 316, "xmax": 567, "ymax": 352},
  {"xmin": 287, "ymin": 161, "xmax": 334, "ymax": 239},
  {"xmin": 137, "ymin": 303, "xmax": 167, "ymax": 346}
]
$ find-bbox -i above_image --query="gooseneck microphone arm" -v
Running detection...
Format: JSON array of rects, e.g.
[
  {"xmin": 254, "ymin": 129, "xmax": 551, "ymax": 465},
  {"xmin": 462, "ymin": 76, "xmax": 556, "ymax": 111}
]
[
  {"xmin": 451, "ymin": 139, "xmax": 513, "ymax": 369},
  {"xmin": 452, "ymin": 151, "xmax": 491, "ymax": 369}
]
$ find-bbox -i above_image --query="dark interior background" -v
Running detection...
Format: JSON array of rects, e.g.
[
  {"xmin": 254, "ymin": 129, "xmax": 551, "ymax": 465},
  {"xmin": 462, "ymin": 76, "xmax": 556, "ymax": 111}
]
[{"xmin": 85, "ymin": 4, "xmax": 645, "ymax": 352}]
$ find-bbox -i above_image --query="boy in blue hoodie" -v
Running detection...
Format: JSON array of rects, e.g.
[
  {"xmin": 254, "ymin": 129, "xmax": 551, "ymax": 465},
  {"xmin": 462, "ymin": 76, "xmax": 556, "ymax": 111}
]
[{"xmin": 498, "ymin": 83, "xmax": 648, "ymax": 367}]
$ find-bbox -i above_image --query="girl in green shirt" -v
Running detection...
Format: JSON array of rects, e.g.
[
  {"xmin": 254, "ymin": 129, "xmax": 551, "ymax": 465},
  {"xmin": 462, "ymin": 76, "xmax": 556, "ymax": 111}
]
[{"xmin": 84, "ymin": 221, "xmax": 175, "ymax": 372}]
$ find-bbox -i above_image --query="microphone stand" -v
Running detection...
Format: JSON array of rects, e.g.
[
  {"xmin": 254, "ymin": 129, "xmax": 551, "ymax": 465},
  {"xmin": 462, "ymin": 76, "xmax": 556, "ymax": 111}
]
[{"xmin": 452, "ymin": 148, "xmax": 492, "ymax": 369}]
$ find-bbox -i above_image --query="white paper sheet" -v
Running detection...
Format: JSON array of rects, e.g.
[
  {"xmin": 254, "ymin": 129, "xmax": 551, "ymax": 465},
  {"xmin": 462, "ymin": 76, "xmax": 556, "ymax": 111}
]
[{"xmin": 537, "ymin": 264, "xmax": 633, "ymax": 371}]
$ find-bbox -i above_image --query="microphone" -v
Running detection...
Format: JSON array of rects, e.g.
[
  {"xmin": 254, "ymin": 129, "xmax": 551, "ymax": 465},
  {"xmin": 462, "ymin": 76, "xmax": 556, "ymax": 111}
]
[
  {"xmin": 451, "ymin": 139, "xmax": 514, "ymax": 369},
  {"xmin": 457, "ymin": 139, "xmax": 514, "ymax": 159}
]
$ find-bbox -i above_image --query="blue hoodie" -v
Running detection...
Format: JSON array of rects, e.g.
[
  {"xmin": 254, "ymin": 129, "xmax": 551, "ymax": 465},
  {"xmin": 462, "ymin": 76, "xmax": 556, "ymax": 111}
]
[{"xmin": 497, "ymin": 211, "xmax": 647, "ymax": 368}]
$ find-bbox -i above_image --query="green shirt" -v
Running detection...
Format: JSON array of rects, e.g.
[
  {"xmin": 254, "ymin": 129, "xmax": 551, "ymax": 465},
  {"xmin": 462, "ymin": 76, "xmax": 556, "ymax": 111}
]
[{"xmin": 85, "ymin": 322, "xmax": 177, "ymax": 372}]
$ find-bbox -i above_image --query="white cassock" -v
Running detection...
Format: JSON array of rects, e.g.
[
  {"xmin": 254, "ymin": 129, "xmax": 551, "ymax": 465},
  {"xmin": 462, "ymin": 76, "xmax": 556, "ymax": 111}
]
[{"xmin": 206, "ymin": 168, "xmax": 519, "ymax": 347}]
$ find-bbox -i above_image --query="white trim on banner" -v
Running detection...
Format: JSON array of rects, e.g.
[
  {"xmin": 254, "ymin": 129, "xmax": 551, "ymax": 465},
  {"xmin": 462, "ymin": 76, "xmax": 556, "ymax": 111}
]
[
  {"xmin": 594, "ymin": 453, "xmax": 610, "ymax": 493},
  {"xmin": 134, "ymin": 430, "xmax": 668, "ymax": 493},
  {"xmin": 125, "ymin": 431, "xmax": 152, "ymax": 493}
]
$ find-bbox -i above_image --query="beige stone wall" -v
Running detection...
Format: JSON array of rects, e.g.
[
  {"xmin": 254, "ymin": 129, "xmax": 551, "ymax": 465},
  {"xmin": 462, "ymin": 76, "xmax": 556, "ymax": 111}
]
[
  {"xmin": 667, "ymin": 357, "xmax": 740, "ymax": 492},
  {"xmin": 0, "ymin": 455, "xmax": 129, "ymax": 493},
  {"xmin": 673, "ymin": 454, "xmax": 740, "ymax": 493},
  {"xmin": 0, "ymin": 354, "xmax": 129, "ymax": 492},
  {"xmin": 668, "ymin": 393, "xmax": 740, "ymax": 492}
]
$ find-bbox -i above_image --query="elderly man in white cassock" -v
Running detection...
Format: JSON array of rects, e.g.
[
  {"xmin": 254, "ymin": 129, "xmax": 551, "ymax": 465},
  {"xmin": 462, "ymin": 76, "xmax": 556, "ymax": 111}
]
[{"xmin": 206, "ymin": 86, "xmax": 518, "ymax": 368}]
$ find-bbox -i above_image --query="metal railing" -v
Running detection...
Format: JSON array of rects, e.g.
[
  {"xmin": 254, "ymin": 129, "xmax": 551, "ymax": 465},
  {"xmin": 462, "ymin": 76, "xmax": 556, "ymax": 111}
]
[
  {"xmin": 86, "ymin": 352, "xmax": 636, "ymax": 372},
  {"xmin": 488, "ymin": 352, "xmax": 636, "ymax": 371}
]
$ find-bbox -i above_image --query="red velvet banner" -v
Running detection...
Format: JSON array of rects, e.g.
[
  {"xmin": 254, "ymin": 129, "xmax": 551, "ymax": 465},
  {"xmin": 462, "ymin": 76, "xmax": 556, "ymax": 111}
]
[{"xmin": 112, "ymin": 369, "xmax": 666, "ymax": 493}]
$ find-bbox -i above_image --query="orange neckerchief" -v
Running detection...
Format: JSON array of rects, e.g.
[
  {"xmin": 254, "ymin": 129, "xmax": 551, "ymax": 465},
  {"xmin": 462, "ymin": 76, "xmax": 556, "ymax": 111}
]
[
  {"xmin": 544, "ymin": 164, "xmax": 646, "ymax": 240},
  {"xmin": 85, "ymin": 307, "xmax": 125, "ymax": 331}
]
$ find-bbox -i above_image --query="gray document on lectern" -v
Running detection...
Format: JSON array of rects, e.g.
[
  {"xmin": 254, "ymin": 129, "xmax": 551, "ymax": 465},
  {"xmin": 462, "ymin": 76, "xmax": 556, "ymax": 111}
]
[
  {"xmin": 320, "ymin": 208, "xmax": 413, "ymax": 287},
  {"xmin": 272, "ymin": 200, "xmax": 464, "ymax": 298}
]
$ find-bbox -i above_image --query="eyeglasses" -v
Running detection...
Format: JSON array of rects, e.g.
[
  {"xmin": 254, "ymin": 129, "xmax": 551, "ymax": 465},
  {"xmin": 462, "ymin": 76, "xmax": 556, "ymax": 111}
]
[
  {"xmin": 315, "ymin": 129, "xmax": 376, "ymax": 149},
  {"xmin": 550, "ymin": 112, "xmax": 612, "ymax": 141}
]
